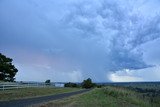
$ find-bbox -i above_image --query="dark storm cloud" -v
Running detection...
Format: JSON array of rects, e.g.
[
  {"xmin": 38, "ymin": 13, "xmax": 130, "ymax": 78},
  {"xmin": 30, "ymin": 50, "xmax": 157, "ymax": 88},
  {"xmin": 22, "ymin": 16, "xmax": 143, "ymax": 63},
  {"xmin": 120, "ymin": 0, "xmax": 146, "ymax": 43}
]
[
  {"xmin": 63, "ymin": 0, "xmax": 160, "ymax": 71},
  {"xmin": 0, "ymin": 0, "xmax": 160, "ymax": 81}
]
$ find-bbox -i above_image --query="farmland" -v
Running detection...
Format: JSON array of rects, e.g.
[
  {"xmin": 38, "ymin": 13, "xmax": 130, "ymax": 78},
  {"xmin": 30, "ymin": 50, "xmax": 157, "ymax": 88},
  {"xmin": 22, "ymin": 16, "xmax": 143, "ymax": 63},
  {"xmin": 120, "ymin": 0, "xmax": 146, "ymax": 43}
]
[{"xmin": 34, "ymin": 82, "xmax": 160, "ymax": 107}]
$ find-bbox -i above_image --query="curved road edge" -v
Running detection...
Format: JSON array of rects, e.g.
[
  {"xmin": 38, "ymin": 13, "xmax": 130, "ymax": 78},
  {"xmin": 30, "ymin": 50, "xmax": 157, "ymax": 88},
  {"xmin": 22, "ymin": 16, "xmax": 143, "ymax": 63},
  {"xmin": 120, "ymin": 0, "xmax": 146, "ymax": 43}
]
[{"xmin": 0, "ymin": 89, "xmax": 91, "ymax": 107}]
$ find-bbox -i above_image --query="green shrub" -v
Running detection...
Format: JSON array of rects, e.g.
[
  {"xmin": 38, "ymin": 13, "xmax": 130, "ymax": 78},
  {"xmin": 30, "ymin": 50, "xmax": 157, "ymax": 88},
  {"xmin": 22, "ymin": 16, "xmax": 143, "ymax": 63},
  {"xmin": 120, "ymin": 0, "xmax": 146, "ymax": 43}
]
[{"xmin": 64, "ymin": 82, "xmax": 78, "ymax": 88}]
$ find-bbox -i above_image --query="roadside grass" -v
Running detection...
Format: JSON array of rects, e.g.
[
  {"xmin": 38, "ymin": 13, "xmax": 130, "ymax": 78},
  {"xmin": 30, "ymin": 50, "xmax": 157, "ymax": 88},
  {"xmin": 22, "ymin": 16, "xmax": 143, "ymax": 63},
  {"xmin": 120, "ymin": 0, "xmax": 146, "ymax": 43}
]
[
  {"xmin": 0, "ymin": 87, "xmax": 81, "ymax": 101},
  {"xmin": 33, "ymin": 86, "xmax": 151, "ymax": 107},
  {"xmin": 103, "ymin": 86, "xmax": 150, "ymax": 107}
]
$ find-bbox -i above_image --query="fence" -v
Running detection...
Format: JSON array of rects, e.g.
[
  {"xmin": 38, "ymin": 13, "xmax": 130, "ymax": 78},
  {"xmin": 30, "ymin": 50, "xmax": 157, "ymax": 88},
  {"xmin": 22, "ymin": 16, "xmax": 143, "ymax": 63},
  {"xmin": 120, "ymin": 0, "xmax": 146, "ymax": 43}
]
[{"xmin": 0, "ymin": 82, "xmax": 54, "ymax": 91}]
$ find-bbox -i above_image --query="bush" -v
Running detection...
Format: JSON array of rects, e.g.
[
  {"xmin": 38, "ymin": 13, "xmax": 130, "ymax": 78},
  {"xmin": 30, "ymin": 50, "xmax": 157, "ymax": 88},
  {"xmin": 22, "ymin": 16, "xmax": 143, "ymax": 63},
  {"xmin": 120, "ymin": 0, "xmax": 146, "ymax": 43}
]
[
  {"xmin": 45, "ymin": 79, "xmax": 51, "ymax": 85},
  {"xmin": 97, "ymin": 85, "xmax": 103, "ymax": 88},
  {"xmin": 64, "ymin": 82, "xmax": 78, "ymax": 87}
]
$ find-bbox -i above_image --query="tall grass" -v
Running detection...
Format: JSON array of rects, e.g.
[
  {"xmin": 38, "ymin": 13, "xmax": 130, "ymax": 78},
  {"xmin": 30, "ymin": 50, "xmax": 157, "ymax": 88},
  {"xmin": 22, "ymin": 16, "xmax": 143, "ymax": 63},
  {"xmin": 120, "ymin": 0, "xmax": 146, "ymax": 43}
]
[
  {"xmin": 34, "ymin": 86, "xmax": 153, "ymax": 107},
  {"xmin": 103, "ymin": 86, "xmax": 150, "ymax": 107}
]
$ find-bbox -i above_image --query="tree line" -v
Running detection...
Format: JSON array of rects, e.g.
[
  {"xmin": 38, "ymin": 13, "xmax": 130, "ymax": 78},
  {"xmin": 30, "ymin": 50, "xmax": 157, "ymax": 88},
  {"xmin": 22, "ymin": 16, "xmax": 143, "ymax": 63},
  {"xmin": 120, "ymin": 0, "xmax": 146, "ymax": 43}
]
[{"xmin": 64, "ymin": 78, "xmax": 103, "ymax": 89}]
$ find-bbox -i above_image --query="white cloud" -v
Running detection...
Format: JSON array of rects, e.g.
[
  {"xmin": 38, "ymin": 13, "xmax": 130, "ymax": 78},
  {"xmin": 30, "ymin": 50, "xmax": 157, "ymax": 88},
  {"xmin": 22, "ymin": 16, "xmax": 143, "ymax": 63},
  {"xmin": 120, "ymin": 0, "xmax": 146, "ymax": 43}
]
[
  {"xmin": 108, "ymin": 69, "xmax": 143, "ymax": 82},
  {"xmin": 109, "ymin": 74, "xmax": 143, "ymax": 82},
  {"xmin": 109, "ymin": 66, "xmax": 160, "ymax": 82}
]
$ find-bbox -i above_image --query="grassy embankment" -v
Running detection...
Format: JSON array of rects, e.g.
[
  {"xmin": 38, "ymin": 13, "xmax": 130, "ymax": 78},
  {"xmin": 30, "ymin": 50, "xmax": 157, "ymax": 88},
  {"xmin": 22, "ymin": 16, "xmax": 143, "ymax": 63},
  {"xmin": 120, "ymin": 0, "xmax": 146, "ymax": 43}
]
[
  {"xmin": 0, "ymin": 87, "xmax": 81, "ymax": 101},
  {"xmin": 33, "ymin": 86, "xmax": 154, "ymax": 107}
]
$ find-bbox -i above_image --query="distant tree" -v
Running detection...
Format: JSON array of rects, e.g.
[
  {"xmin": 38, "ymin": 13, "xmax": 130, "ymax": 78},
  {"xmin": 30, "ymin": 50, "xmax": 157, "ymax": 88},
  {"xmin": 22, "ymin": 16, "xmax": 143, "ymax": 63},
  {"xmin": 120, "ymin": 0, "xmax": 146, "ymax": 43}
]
[
  {"xmin": 97, "ymin": 85, "xmax": 103, "ymax": 88},
  {"xmin": 82, "ymin": 78, "xmax": 94, "ymax": 89},
  {"xmin": 64, "ymin": 82, "xmax": 78, "ymax": 87},
  {"xmin": 0, "ymin": 53, "xmax": 18, "ymax": 82},
  {"xmin": 45, "ymin": 79, "xmax": 51, "ymax": 85}
]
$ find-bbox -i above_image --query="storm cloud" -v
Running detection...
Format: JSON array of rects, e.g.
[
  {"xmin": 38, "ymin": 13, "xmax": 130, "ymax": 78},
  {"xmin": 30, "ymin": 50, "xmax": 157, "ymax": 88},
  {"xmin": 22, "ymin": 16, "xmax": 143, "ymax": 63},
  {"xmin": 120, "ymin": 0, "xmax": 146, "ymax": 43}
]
[{"xmin": 0, "ymin": 0, "xmax": 160, "ymax": 82}]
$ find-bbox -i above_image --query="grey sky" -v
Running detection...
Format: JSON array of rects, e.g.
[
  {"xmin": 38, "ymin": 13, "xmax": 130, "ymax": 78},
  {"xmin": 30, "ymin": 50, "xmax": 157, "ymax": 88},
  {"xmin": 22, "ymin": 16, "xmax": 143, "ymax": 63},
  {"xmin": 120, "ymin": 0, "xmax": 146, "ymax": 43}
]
[{"xmin": 0, "ymin": 0, "xmax": 160, "ymax": 82}]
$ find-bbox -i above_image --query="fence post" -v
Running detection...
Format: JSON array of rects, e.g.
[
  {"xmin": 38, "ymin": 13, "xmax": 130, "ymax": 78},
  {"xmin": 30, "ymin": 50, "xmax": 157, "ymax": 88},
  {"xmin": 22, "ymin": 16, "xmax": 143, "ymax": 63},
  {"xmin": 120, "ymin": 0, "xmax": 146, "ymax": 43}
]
[
  {"xmin": 17, "ymin": 83, "xmax": 19, "ymax": 89},
  {"xmin": 3, "ymin": 85, "xmax": 4, "ymax": 91}
]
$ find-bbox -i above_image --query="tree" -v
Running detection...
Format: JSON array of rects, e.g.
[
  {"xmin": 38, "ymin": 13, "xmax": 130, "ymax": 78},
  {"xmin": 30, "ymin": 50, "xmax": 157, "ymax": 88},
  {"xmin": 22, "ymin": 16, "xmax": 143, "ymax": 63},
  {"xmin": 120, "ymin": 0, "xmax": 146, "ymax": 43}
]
[
  {"xmin": 82, "ymin": 78, "xmax": 94, "ymax": 89},
  {"xmin": 0, "ymin": 53, "xmax": 18, "ymax": 82},
  {"xmin": 45, "ymin": 79, "xmax": 51, "ymax": 85},
  {"xmin": 64, "ymin": 82, "xmax": 78, "ymax": 87}
]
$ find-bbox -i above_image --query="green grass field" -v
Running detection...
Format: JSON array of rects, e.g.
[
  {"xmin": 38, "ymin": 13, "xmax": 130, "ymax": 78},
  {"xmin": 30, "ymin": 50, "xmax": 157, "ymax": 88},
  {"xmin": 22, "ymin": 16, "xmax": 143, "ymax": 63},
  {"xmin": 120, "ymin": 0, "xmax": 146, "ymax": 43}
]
[
  {"xmin": 33, "ymin": 86, "xmax": 156, "ymax": 107},
  {"xmin": 1, "ymin": 82, "xmax": 160, "ymax": 107},
  {"xmin": 0, "ymin": 87, "xmax": 81, "ymax": 101}
]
